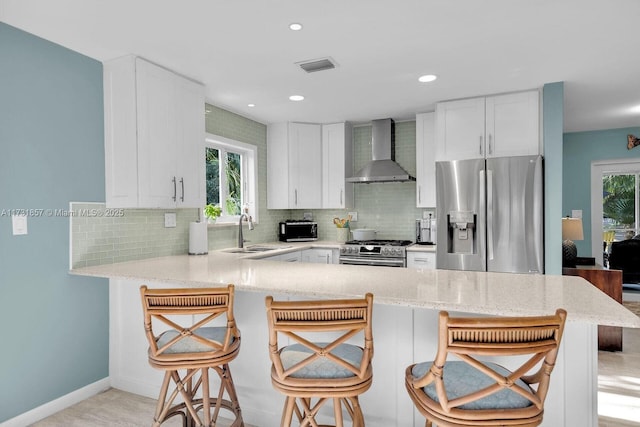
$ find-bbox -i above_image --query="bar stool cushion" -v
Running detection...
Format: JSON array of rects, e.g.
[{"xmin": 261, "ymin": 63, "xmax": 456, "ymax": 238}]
[
  {"xmin": 411, "ymin": 361, "xmax": 534, "ymax": 410},
  {"xmin": 281, "ymin": 342, "xmax": 363, "ymax": 379},
  {"xmin": 157, "ymin": 327, "xmax": 232, "ymax": 354}
]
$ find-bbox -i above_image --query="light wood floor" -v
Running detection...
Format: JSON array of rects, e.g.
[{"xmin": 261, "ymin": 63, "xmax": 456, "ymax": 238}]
[
  {"xmin": 598, "ymin": 290, "xmax": 640, "ymax": 426},
  {"xmin": 29, "ymin": 389, "xmax": 254, "ymax": 427},
  {"xmin": 598, "ymin": 326, "xmax": 640, "ymax": 426}
]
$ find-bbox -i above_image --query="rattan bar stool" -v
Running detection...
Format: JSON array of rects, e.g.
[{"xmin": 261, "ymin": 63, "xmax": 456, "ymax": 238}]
[
  {"xmin": 405, "ymin": 309, "xmax": 567, "ymax": 427},
  {"xmin": 140, "ymin": 285, "xmax": 244, "ymax": 427},
  {"xmin": 265, "ymin": 293, "xmax": 374, "ymax": 427}
]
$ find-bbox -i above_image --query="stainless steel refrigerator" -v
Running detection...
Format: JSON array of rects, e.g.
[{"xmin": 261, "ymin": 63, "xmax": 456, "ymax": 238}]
[{"xmin": 435, "ymin": 155, "xmax": 544, "ymax": 273}]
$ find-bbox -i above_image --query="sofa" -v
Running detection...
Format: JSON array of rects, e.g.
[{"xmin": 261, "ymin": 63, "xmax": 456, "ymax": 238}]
[{"xmin": 608, "ymin": 238, "xmax": 640, "ymax": 286}]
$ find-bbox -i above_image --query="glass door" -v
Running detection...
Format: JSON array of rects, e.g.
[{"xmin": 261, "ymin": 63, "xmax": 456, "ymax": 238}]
[{"xmin": 590, "ymin": 160, "xmax": 640, "ymax": 266}]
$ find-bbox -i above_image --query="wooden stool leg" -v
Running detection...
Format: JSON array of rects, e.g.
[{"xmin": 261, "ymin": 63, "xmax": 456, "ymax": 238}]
[
  {"xmin": 201, "ymin": 367, "xmax": 211, "ymax": 426},
  {"xmin": 346, "ymin": 396, "xmax": 364, "ymax": 427},
  {"xmin": 281, "ymin": 396, "xmax": 296, "ymax": 427},
  {"xmin": 153, "ymin": 371, "xmax": 172, "ymax": 427},
  {"xmin": 333, "ymin": 397, "xmax": 344, "ymax": 427},
  {"xmin": 221, "ymin": 364, "xmax": 243, "ymax": 419}
]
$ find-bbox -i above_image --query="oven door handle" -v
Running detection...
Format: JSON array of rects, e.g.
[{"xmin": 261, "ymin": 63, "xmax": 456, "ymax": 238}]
[{"xmin": 339, "ymin": 256, "xmax": 405, "ymax": 267}]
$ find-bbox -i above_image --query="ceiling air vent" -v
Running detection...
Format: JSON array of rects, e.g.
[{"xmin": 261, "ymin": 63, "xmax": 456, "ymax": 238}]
[{"xmin": 296, "ymin": 57, "xmax": 337, "ymax": 73}]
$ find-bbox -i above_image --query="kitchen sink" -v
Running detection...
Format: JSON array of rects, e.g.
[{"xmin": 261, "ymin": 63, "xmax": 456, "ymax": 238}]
[{"xmin": 223, "ymin": 245, "xmax": 291, "ymax": 254}]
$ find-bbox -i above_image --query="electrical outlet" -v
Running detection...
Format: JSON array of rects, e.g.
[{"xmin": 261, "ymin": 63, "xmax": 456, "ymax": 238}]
[
  {"xmin": 164, "ymin": 212, "xmax": 177, "ymax": 228},
  {"xmin": 348, "ymin": 212, "xmax": 358, "ymax": 221},
  {"xmin": 423, "ymin": 209, "xmax": 435, "ymax": 219}
]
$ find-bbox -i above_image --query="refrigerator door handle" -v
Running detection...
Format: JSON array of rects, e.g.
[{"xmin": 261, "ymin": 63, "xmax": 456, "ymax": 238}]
[
  {"xmin": 486, "ymin": 169, "xmax": 494, "ymax": 261},
  {"xmin": 479, "ymin": 168, "xmax": 486, "ymax": 259}
]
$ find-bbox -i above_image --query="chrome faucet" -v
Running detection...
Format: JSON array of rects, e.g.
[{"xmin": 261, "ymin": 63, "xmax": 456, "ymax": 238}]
[{"xmin": 238, "ymin": 212, "xmax": 254, "ymax": 248}]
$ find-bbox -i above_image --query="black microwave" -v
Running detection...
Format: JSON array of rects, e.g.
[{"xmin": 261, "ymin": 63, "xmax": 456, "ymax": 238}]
[{"xmin": 278, "ymin": 220, "xmax": 318, "ymax": 242}]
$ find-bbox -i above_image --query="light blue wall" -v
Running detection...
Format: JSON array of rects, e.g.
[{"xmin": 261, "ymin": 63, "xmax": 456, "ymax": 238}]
[
  {"xmin": 543, "ymin": 82, "xmax": 565, "ymax": 274},
  {"xmin": 0, "ymin": 23, "xmax": 108, "ymax": 421},
  {"xmin": 563, "ymin": 127, "xmax": 640, "ymax": 257}
]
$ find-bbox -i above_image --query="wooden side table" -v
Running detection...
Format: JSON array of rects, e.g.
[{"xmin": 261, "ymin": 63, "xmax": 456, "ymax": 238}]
[{"xmin": 563, "ymin": 265, "xmax": 623, "ymax": 351}]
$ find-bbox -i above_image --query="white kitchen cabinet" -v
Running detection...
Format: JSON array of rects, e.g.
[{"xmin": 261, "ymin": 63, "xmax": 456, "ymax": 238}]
[
  {"xmin": 104, "ymin": 55, "xmax": 205, "ymax": 208},
  {"xmin": 322, "ymin": 122, "xmax": 353, "ymax": 209},
  {"xmin": 435, "ymin": 91, "xmax": 540, "ymax": 161},
  {"xmin": 267, "ymin": 122, "xmax": 322, "ymax": 209},
  {"xmin": 301, "ymin": 248, "xmax": 336, "ymax": 264},
  {"xmin": 406, "ymin": 251, "xmax": 436, "ymax": 270},
  {"xmin": 415, "ymin": 112, "xmax": 436, "ymax": 208}
]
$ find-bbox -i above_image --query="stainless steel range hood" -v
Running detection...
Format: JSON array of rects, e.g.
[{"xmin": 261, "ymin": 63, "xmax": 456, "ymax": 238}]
[{"xmin": 346, "ymin": 118, "xmax": 416, "ymax": 183}]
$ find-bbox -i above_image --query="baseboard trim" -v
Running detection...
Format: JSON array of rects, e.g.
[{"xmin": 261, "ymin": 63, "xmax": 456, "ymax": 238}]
[{"xmin": 1, "ymin": 378, "xmax": 110, "ymax": 427}]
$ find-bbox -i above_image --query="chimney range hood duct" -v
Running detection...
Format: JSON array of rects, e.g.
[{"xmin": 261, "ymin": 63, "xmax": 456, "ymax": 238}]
[{"xmin": 347, "ymin": 118, "xmax": 416, "ymax": 183}]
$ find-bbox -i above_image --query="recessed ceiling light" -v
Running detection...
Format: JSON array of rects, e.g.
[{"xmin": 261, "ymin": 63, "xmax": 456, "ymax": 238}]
[
  {"xmin": 630, "ymin": 104, "xmax": 640, "ymax": 114},
  {"xmin": 289, "ymin": 23, "xmax": 303, "ymax": 31},
  {"xmin": 418, "ymin": 74, "xmax": 438, "ymax": 83},
  {"xmin": 289, "ymin": 95, "xmax": 305, "ymax": 101},
  {"xmin": 248, "ymin": 103, "xmax": 255, "ymax": 107}
]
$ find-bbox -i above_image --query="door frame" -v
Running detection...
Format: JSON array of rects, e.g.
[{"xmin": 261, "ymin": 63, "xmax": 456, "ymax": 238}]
[{"xmin": 590, "ymin": 158, "xmax": 640, "ymax": 265}]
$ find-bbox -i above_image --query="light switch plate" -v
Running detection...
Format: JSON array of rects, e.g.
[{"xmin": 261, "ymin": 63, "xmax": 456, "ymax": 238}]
[
  {"xmin": 12, "ymin": 214, "xmax": 28, "ymax": 235},
  {"xmin": 348, "ymin": 212, "xmax": 358, "ymax": 221},
  {"xmin": 164, "ymin": 212, "xmax": 177, "ymax": 228}
]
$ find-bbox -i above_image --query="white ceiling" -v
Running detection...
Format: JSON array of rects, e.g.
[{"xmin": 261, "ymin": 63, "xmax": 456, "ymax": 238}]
[{"xmin": 2, "ymin": 0, "xmax": 639, "ymax": 132}]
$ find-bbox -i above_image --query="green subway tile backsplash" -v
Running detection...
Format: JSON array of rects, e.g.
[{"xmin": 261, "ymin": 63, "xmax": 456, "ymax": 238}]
[{"xmin": 70, "ymin": 202, "xmax": 198, "ymax": 268}]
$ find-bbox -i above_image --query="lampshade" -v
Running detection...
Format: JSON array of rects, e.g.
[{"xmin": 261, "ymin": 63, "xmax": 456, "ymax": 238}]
[
  {"xmin": 562, "ymin": 217, "xmax": 584, "ymax": 241},
  {"xmin": 562, "ymin": 217, "xmax": 584, "ymax": 268}
]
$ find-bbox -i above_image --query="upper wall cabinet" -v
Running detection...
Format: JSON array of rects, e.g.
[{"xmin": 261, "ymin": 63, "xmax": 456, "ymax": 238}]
[
  {"xmin": 267, "ymin": 122, "xmax": 322, "ymax": 209},
  {"xmin": 322, "ymin": 122, "xmax": 353, "ymax": 209},
  {"xmin": 104, "ymin": 56, "xmax": 205, "ymax": 208},
  {"xmin": 435, "ymin": 91, "xmax": 540, "ymax": 161},
  {"xmin": 415, "ymin": 112, "xmax": 436, "ymax": 208},
  {"xmin": 267, "ymin": 122, "xmax": 353, "ymax": 210}
]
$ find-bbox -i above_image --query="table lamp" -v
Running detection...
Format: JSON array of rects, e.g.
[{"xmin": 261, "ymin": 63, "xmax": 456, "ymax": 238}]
[{"xmin": 562, "ymin": 217, "xmax": 584, "ymax": 267}]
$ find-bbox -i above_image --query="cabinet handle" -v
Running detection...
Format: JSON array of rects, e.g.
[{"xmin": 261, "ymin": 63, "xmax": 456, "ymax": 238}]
[
  {"xmin": 418, "ymin": 186, "xmax": 421, "ymax": 204},
  {"xmin": 340, "ymin": 189, "xmax": 343, "ymax": 205},
  {"xmin": 479, "ymin": 136, "xmax": 483, "ymax": 156},
  {"xmin": 295, "ymin": 189, "xmax": 298, "ymax": 206},
  {"xmin": 180, "ymin": 178, "xmax": 185, "ymax": 202},
  {"xmin": 488, "ymin": 134, "xmax": 493, "ymax": 155},
  {"xmin": 172, "ymin": 177, "xmax": 177, "ymax": 202},
  {"xmin": 326, "ymin": 254, "xmax": 330, "ymax": 264}
]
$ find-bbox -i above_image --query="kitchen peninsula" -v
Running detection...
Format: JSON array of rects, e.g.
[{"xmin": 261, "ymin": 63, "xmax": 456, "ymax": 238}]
[{"xmin": 71, "ymin": 245, "xmax": 640, "ymax": 427}]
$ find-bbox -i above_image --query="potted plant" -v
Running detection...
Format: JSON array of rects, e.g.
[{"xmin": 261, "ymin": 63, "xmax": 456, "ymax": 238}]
[{"xmin": 204, "ymin": 204, "xmax": 222, "ymax": 224}]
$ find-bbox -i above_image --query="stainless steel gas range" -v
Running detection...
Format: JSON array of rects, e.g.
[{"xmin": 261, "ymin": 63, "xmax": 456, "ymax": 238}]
[{"xmin": 339, "ymin": 239, "xmax": 412, "ymax": 267}]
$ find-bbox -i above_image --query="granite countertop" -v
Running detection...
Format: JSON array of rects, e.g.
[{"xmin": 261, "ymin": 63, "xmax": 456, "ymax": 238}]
[{"xmin": 69, "ymin": 242, "xmax": 640, "ymax": 328}]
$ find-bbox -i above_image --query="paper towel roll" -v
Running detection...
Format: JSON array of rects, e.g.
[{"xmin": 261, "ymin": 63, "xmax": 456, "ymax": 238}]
[{"xmin": 189, "ymin": 221, "xmax": 208, "ymax": 255}]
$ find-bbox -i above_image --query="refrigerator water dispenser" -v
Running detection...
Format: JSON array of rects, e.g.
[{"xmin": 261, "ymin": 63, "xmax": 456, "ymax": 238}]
[{"xmin": 447, "ymin": 211, "xmax": 476, "ymax": 254}]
